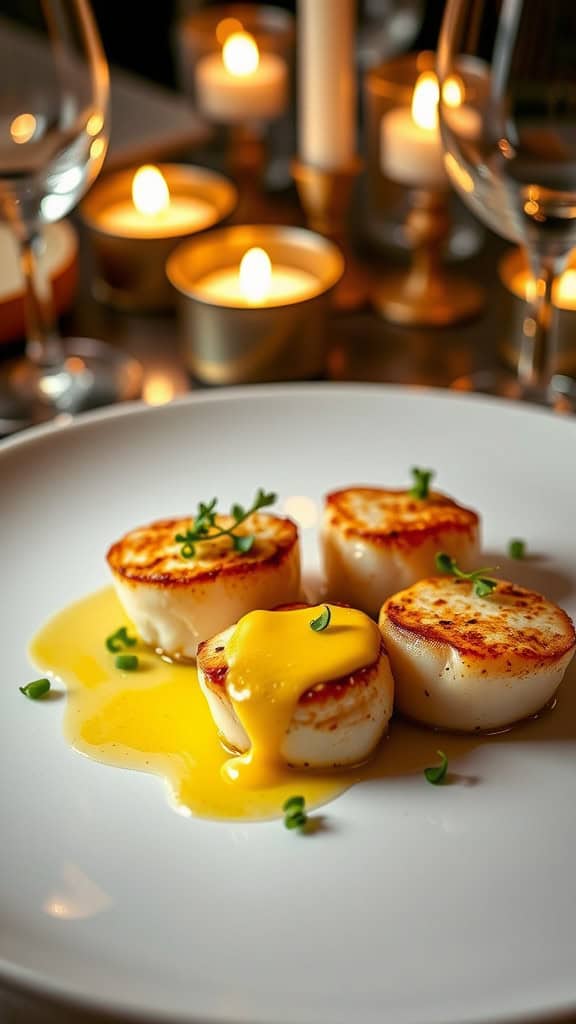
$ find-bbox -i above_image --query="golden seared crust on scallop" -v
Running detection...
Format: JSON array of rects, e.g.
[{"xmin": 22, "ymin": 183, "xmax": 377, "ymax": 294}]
[
  {"xmin": 383, "ymin": 577, "xmax": 576, "ymax": 665},
  {"xmin": 107, "ymin": 513, "xmax": 298, "ymax": 587},
  {"xmin": 321, "ymin": 487, "xmax": 480, "ymax": 617},
  {"xmin": 107, "ymin": 514, "xmax": 301, "ymax": 661},
  {"xmin": 379, "ymin": 576, "xmax": 576, "ymax": 732},
  {"xmin": 325, "ymin": 487, "xmax": 478, "ymax": 547}
]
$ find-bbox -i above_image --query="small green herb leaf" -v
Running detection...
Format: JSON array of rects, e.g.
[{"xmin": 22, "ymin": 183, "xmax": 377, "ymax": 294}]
[
  {"xmin": 473, "ymin": 577, "xmax": 498, "ymax": 598},
  {"xmin": 115, "ymin": 654, "xmax": 139, "ymax": 671},
  {"xmin": 424, "ymin": 750, "xmax": 449, "ymax": 785},
  {"xmin": 283, "ymin": 795, "xmax": 308, "ymax": 831},
  {"xmin": 310, "ymin": 605, "xmax": 331, "ymax": 632},
  {"xmin": 231, "ymin": 504, "xmax": 245, "ymax": 521},
  {"xmin": 20, "ymin": 678, "xmax": 51, "ymax": 700},
  {"xmin": 508, "ymin": 538, "xmax": 526, "ymax": 560},
  {"xmin": 410, "ymin": 466, "xmax": 435, "ymax": 500},
  {"xmin": 435, "ymin": 551, "xmax": 498, "ymax": 599},
  {"xmin": 283, "ymin": 795, "xmax": 305, "ymax": 814},
  {"xmin": 105, "ymin": 626, "xmax": 137, "ymax": 653},
  {"xmin": 435, "ymin": 551, "xmax": 455, "ymax": 574},
  {"xmin": 233, "ymin": 533, "xmax": 255, "ymax": 554}
]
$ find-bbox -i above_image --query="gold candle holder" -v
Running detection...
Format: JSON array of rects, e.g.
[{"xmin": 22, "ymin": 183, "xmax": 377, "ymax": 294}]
[
  {"xmin": 372, "ymin": 188, "xmax": 484, "ymax": 326},
  {"xmin": 166, "ymin": 224, "xmax": 344, "ymax": 385},
  {"xmin": 292, "ymin": 158, "xmax": 367, "ymax": 312},
  {"xmin": 79, "ymin": 164, "xmax": 237, "ymax": 312}
]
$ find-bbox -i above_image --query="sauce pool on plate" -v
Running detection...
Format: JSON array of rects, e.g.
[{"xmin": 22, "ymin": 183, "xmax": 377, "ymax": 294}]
[{"xmin": 30, "ymin": 588, "xmax": 388, "ymax": 820}]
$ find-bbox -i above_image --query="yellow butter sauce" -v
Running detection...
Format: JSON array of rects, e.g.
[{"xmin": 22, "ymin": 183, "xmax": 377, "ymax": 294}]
[
  {"xmin": 29, "ymin": 587, "xmax": 488, "ymax": 822},
  {"xmin": 224, "ymin": 604, "xmax": 381, "ymax": 786}
]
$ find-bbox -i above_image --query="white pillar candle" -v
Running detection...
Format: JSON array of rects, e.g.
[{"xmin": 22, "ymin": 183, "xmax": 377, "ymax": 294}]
[
  {"xmin": 298, "ymin": 0, "xmax": 356, "ymax": 169},
  {"xmin": 381, "ymin": 71, "xmax": 448, "ymax": 190},
  {"xmin": 196, "ymin": 31, "xmax": 287, "ymax": 124}
]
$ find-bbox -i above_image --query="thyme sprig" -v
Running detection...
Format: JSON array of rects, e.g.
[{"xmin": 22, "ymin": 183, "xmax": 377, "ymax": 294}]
[
  {"xmin": 175, "ymin": 488, "xmax": 277, "ymax": 559},
  {"xmin": 435, "ymin": 551, "xmax": 498, "ymax": 598}
]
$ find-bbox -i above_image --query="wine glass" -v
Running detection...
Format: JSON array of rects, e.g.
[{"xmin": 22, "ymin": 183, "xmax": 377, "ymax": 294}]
[
  {"xmin": 437, "ymin": 0, "xmax": 576, "ymax": 404},
  {"xmin": 0, "ymin": 2, "xmax": 140, "ymax": 433}
]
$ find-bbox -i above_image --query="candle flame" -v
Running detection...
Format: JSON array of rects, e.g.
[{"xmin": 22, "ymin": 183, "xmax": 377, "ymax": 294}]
[
  {"xmin": 222, "ymin": 31, "xmax": 259, "ymax": 77},
  {"xmin": 132, "ymin": 165, "xmax": 170, "ymax": 217},
  {"xmin": 442, "ymin": 75, "xmax": 464, "ymax": 109},
  {"xmin": 239, "ymin": 247, "xmax": 272, "ymax": 304},
  {"xmin": 412, "ymin": 72, "xmax": 439, "ymax": 132},
  {"xmin": 10, "ymin": 112, "xmax": 36, "ymax": 144}
]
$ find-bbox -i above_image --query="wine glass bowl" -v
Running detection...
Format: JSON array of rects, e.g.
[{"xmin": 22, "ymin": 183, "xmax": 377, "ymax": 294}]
[
  {"xmin": 438, "ymin": 0, "xmax": 576, "ymax": 402},
  {"xmin": 0, "ymin": 7, "xmax": 109, "ymax": 229},
  {"xmin": 0, "ymin": 2, "xmax": 140, "ymax": 432}
]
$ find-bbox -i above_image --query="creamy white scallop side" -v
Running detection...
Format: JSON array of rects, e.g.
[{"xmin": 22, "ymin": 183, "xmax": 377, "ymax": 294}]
[
  {"xmin": 107, "ymin": 513, "xmax": 301, "ymax": 660},
  {"xmin": 322, "ymin": 488, "xmax": 480, "ymax": 616},
  {"xmin": 379, "ymin": 577, "xmax": 576, "ymax": 732}
]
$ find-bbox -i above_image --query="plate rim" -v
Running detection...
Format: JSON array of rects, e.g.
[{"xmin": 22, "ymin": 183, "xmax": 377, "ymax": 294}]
[{"xmin": 1, "ymin": 381, "xmax": 572, "ymax": 463}]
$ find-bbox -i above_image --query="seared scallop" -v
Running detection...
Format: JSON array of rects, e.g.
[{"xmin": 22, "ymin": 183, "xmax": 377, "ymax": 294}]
[
  {"xmin": 379, "ymin": 577, "xmax": 576, "ymax": 732},
  {"xmin": 107, "ymin": 513, "xmax": 300, "ymax": 661},
  {"xmin": 322, "ymin": 487, "xmax": 480, "ymax": 616},
  {"xmin": 197, "ymin": 603, "xmax": 394, "ymax": 770}
]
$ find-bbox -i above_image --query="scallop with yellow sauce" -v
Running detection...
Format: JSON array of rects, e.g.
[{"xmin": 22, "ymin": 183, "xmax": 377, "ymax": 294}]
[{"xmin": 197, "ymin": 603, "xmax": 394, "ymax": 783}]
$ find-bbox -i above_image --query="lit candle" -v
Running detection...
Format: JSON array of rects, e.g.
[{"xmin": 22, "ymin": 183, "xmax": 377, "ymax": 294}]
[
  {"xmin": 193, "ymin": 246, "xmax": 320, "ymax": 308},
  {"xmin": 298, "ymin": 0, "xmax": 356, "ymax": 169},
  {"xmin": 441, "ymin": 75, "xmax": 482, "ymax": 142},
  {"xmin": 381, "ymin": 72, "xmax": 448, "ymax": 189},
  {"xmin": 195, "ymin": 30, "xmax": 287, "ymax": 124},
  {"xmin": 97, "ymin": 165, "xmax": 218, "ymax": 239}
]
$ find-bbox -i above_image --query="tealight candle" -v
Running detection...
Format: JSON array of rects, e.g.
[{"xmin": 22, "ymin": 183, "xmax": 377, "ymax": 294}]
[
  {"xmin": 195, "ymin": 246, "xmax": 320, "ymax": 308},
  {"xmin": 167, "ymin": 225, "xmax": 344, "ymax": 384},
  {"xmin": 79, "ymin": 163, "xmax": 237, "ymax": 311},
  {"xmin": 98, "ymin": 166, "xmax": 217, "ymax": 239},
  {"xmin": 381, "ymin": 71, "xmax": 448, "ymax": 189},
  {"xmin": 195, "ymin": 30, "xmax": 287, "ymax": 123}
]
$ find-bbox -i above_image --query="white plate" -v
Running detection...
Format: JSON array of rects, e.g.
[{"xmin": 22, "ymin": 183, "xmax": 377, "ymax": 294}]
[{"xmin": 1, "ymin": 384, "xmax": 576, "ymax": 1024}]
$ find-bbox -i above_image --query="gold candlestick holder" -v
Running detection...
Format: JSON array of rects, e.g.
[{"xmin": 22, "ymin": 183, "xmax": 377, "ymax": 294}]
[
  {"xmin": 292, "ymin": 158, "xmax": 367, "ymax": 311},
  {"xmin": 372, "ymin": 188, "xmax": 485, "ymax": 326}
]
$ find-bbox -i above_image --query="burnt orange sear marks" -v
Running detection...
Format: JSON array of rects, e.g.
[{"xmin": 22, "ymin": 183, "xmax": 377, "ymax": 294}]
[
  {"xmin": 107, "ymin": 513, "xmax": 298, "ymax": 588},
  {"xmin": 325, "ymin": 487, "xmax": 479, "ymax": 548},
  {"xmin": 382, "ymin": 576, "xmax": 576, "ymax": 661}
]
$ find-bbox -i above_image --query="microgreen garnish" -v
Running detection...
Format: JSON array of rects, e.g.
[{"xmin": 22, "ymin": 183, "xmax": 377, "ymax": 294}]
[
  {"xmin": 283, "ymin": 795, "xmax": 308, "ymax": 831},
  {"xmin": 435, "ymin": 551, "xmax": 498, "ymax": 598},
  {"xmin": 115, "ymin": 654, "xmax": 139, "ymax": 671},
  {"xmin": 508, "ymin": 538, "xmax": 526, "ymax": 560},
  {"xmin": 19, "ymin": 678, "xmax": 51, "ymax": 700},
  {"xmin": 410, "ymin": 466, "xmax": 435, "ymax": 500},
  {"xmin": 424, "ymin": 750, "xmax": 449, "ymax": 785},
  {"xmin": 175, "ymin": 489, "xmax": 277, "ymax": 559},
  {"xmin": 310, "ymin": 605, "xmax": 331, "ymax": 632},
  {"xmin": 105, "ymin": 626, "xmax": 137, "ymax": 653}
]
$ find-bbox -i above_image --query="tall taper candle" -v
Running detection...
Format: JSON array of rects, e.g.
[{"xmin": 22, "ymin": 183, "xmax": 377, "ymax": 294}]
[{"xmin": 298, "ymin": 0, "xmax": 356, "ymax": 170}]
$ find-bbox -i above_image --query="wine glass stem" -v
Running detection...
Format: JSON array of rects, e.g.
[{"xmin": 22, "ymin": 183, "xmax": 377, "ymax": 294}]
[
  {"xmin": 20, "ymin": 226, "xmax": 62, "ymax": 368},
  {"xmin": 517, "ymin": 255, "xmax": 560, "ymax": 394}
]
